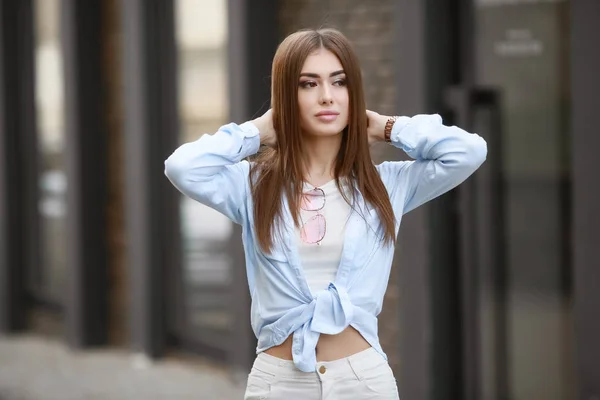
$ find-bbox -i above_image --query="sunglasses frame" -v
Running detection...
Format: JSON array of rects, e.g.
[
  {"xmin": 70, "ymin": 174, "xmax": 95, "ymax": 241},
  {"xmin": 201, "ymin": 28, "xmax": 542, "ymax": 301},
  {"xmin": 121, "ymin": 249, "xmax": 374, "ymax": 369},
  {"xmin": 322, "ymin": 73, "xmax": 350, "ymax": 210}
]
[{"xmin": 300, "ymin": 187, "xmax": 326, "ymax": 245}]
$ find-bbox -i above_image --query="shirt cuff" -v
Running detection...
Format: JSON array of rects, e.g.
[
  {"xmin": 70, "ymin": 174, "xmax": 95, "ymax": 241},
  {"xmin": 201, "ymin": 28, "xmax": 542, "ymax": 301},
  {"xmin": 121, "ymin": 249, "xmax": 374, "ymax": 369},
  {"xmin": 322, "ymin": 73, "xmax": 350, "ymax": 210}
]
[
  {"xmin": 388, "ymin": 116, "xmax": 412, "ymax": 150},
  {"xmin": 238, "ymin": 121, "xmax": 261, "ymax": 158},
  {"xmin": 389, "ymin": 114, "xmax": 443, "ymax": 153}
]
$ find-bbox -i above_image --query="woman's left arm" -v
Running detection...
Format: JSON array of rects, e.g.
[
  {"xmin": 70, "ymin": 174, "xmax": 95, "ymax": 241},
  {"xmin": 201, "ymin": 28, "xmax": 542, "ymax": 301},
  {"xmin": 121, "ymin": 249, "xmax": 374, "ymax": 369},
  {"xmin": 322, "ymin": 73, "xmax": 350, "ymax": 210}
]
[{"xmin": 368, "ymin": 111, "xmax": 488, "ymax": 214}]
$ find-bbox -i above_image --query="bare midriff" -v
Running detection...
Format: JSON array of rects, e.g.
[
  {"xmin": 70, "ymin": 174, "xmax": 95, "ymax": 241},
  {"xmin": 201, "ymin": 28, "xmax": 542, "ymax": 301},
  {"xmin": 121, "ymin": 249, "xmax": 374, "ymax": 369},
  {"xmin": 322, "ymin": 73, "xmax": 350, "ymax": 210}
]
[{"xmin": 263, "ymin": 326, "xmax": 372, "ymax": 362}]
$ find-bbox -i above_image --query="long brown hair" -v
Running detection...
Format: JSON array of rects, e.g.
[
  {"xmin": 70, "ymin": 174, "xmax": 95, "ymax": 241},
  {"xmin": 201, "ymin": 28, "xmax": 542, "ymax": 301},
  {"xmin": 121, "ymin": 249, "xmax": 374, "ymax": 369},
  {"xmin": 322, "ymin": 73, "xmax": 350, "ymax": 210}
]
[{"xmin": 250, "ymin": 28, "xmax": 395, "ymax": 253}]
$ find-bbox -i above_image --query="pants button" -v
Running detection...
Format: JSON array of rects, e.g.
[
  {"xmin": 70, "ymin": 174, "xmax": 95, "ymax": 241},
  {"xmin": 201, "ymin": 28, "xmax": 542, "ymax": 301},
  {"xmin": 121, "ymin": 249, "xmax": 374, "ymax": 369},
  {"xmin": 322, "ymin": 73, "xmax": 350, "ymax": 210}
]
[{"xmin": 318, "ymin": 365, "xmax": 327, "ymax": 374}]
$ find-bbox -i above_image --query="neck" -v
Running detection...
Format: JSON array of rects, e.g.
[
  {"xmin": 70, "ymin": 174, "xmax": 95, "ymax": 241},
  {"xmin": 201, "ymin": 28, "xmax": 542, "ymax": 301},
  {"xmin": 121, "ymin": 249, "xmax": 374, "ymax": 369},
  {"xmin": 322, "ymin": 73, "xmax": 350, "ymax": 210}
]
[{"xmin": 301, "ymin": 133, "xmax": 342, "ymax": 186}]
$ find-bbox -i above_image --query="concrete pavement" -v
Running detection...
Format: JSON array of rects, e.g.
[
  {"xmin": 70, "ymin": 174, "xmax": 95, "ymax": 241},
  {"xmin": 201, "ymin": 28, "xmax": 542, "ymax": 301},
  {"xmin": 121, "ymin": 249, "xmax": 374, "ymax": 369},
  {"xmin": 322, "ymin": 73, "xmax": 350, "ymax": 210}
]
[{"xmin": 0, "ymin": 334, "xmax": 247, "ymax": 400}]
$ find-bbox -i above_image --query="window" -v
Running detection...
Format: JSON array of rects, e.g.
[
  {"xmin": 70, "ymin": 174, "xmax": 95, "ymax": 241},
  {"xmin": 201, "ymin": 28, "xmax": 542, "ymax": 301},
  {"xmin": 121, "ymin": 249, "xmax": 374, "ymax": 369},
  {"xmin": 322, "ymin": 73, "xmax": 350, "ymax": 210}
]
[{"xmin": 174, "ymin": 0, "xmax": 234, "ymax": 348}]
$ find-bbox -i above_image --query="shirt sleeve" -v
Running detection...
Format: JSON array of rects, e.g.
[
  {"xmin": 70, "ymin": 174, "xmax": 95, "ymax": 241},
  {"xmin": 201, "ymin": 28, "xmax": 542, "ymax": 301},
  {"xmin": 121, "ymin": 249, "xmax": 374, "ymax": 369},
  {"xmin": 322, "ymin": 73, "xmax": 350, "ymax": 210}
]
[
  {"xmin": 164, "ymin": 121, "xmax": 260, "ymax": 224},
  {"xmin": 377, "ymin": 114, "xmax": 488, "ymax": 215}
]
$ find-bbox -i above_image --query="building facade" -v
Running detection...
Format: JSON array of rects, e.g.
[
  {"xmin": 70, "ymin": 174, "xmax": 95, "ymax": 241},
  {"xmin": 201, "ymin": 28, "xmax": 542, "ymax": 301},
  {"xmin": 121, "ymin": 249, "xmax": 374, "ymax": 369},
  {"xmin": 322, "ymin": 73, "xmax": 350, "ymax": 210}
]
[{"xmin": 1, "ymin": 0, "xmax": 598, "ymax": 399}]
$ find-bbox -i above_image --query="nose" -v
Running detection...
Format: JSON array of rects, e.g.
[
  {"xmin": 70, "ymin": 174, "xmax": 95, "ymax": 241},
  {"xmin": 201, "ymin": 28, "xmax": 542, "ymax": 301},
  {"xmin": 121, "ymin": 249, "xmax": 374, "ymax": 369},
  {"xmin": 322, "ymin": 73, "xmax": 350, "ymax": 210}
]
[{"xmin": 319, "ymin": 85, "xmax": 333, "ymax": 105}]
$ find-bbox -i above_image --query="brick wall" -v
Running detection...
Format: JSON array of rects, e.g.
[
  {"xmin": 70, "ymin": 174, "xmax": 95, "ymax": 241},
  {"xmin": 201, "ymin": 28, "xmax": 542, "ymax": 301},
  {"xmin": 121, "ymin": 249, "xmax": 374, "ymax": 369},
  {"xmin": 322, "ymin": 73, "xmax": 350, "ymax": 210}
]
[{"xmin": 278, "ymin": 0, "xmax": 402, "ymax": 373}]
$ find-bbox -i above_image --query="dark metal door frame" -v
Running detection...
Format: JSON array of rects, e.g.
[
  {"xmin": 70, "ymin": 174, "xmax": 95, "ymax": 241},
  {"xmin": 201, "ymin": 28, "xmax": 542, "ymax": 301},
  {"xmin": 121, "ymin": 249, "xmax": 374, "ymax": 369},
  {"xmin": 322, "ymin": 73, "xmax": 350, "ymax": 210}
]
[
  {"xmin": 0, "ymin": 0, "xmax": 38, "ymax": 333},
  {"xmin": 572, "ymin": 1, "xmax": 600, "ymax": 398},
  {"xmin": 445, "ymin": 86, "xmax": 507, "ymax": 400},
  {"xmin": 443, "ymin": 1, "xmax": 512, "ymax": 399}
]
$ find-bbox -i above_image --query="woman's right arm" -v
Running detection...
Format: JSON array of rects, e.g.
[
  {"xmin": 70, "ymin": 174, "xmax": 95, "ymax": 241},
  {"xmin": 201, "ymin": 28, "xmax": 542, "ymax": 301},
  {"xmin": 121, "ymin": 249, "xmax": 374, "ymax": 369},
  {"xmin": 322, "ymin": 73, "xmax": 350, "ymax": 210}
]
[{"xmin": 164, "ymin": 110, "xmax": 275, "ymax": 224}]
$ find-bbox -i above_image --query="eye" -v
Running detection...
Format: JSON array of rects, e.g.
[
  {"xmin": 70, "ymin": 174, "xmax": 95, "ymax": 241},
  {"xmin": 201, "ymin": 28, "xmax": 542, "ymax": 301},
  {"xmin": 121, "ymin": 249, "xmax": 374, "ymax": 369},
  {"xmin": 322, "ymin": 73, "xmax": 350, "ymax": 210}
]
[
  {"xmin": 333, "ymin": 78, "xmax": 347, "ymax": 87},
  {"xmin": 299, "ymin": 81, "xmax": 317, "ymax": 88}
]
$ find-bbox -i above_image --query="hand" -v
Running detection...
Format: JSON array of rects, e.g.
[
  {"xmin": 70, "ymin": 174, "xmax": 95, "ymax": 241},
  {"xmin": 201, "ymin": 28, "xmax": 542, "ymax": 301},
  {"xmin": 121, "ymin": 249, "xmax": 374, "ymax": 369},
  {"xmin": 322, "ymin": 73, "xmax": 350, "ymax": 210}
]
[
  {"xmin": 366, "ymin": 110, "xmax": 390, "ymax": 145},
  {"xmin": 252, "ymin": 109, "xmax": 277, "ymax": 148}
]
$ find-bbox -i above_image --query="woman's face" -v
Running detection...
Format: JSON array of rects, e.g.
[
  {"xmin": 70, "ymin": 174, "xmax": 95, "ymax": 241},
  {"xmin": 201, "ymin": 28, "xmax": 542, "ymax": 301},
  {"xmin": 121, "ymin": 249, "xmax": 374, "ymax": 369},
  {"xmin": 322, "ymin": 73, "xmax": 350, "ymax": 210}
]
[{"xmin": 297, "ymin": 48, "xmax": 349, "ymax": 138}]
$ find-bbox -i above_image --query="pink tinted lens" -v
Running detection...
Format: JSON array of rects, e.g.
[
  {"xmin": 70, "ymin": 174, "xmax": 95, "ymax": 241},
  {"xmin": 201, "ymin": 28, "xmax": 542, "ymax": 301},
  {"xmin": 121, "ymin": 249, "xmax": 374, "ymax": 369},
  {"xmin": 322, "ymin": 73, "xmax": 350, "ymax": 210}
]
[
  {"xmin": 301, "ymin": 188, "xmax": 325, "ymax": 211},
  {"xmin": 300, "ymin": 214, "xmax": 326, "ymax": 244}
]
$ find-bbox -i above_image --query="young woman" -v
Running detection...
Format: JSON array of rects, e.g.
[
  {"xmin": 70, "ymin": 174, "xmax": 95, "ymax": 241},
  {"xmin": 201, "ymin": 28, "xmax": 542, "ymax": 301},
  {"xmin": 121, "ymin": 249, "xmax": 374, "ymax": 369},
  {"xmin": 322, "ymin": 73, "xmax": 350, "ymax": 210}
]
[{"xmin": 165, "ymin": 28, "xmax": 486, "ymax": 400}]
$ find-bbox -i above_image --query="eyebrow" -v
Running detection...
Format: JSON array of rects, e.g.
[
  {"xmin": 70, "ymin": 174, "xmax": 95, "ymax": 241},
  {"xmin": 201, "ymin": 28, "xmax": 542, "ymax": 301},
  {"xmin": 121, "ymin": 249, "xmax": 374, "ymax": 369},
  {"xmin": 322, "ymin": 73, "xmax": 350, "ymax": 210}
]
[{"xmin": 299, "ymin": 70, "xmax": 345, "ymax": 78}]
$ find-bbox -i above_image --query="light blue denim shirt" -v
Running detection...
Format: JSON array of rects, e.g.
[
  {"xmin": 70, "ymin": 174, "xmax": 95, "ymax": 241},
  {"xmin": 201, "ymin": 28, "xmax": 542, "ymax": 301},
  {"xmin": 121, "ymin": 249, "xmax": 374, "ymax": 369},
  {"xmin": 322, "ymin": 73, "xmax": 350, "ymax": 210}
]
[{"xmin": 164, "ymin": 114, "xmax": 487, "ymax": 372}]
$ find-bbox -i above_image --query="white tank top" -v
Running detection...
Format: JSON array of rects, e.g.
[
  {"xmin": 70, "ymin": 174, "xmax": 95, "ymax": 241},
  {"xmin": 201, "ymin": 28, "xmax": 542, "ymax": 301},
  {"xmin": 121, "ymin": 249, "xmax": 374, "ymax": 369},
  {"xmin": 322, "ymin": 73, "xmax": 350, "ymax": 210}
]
[{"xmin": 295, "ymin": 179, "xmax": 352, "ymax": 295}]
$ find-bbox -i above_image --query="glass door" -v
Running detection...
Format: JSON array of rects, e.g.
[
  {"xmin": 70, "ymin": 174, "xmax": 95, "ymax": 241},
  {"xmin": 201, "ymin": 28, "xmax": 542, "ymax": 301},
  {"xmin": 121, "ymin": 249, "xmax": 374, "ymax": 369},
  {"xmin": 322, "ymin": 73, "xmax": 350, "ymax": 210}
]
[{"xmin": 451, "ymin": 1, "xmax": 574, "ymax": 399}]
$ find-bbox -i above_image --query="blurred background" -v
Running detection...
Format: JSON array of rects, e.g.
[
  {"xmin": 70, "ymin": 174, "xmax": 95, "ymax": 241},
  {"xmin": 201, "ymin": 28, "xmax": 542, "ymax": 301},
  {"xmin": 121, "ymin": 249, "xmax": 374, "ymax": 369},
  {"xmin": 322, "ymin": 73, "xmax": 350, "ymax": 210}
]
[{"xmin": 0, "ymin": 0, "xmax": 598, "ymax": 399}]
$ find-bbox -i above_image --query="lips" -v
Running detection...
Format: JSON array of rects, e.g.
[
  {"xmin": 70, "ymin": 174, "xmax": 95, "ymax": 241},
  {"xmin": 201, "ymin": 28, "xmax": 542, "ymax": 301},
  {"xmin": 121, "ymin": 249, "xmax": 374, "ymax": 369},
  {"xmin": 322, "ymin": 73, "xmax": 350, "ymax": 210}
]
[
  {"xmin": 315, "ymin": 110, "xmax": 339, "ymax": 117},
  {"xmin": 315, "ymin": 110, "xmax": 340, "ymax": 123}
]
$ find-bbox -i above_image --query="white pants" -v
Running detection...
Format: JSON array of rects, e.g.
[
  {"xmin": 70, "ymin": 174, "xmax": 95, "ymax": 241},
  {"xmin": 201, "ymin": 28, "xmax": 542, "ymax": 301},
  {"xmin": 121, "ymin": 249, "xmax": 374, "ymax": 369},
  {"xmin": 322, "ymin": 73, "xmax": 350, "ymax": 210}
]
[{"xmin": 244, "ymin": 347, "xmax": 400, "ymax": 399}]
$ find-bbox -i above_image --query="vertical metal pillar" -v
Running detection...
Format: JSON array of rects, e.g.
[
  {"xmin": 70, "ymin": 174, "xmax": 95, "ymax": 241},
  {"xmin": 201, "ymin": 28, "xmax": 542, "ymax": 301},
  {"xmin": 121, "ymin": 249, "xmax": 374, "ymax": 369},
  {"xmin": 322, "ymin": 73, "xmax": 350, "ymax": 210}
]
[
  {"xmin": 394, "ymin": 1, "xmax": 433, "ymax": 399},
  {"xmin": 227, "ymin": 0, "xmax": 280, "ymax": 374},
  {"xmin": 0, "ymin": 0, "xmax": 37, "ymax": 333},
  {"xmin": 572, "ymin": 1, "xmax": 600, "ymax": 397},
  {"xmin": 121, "ymin": 0, "xmax": 181, "ymax": 356},
  {"xmin": 61, "ymin": 0, "xmax": 109, "ymax": 347}
]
